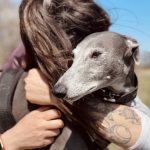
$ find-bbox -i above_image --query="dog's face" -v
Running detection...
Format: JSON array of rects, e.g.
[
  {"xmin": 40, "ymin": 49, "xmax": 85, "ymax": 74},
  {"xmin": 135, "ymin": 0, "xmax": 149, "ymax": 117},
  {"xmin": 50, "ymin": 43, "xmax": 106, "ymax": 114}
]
[{"xmin": 53, "ymin": 32, "xmax": 139, "ymax": 101}]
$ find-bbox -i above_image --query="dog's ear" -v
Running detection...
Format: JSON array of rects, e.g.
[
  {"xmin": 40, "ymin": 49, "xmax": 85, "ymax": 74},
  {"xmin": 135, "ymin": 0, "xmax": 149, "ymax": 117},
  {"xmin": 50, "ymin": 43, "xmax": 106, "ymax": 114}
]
[{"xmin": 123, "ymin": 36, "xmax": 140, "ymax": 65}]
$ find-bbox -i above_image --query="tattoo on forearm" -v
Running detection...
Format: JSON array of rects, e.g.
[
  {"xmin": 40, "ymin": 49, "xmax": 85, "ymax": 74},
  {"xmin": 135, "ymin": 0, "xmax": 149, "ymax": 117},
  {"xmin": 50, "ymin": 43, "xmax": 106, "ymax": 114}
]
[
  {"xmin": 78, "ymin": 99, "xmax": 141, "ymax": 146},
  {"xmin": 118, "ymin": 108, "xmax": 141, "ymax": 125},
  {"xmin": 94, "ymin": 104, "xmax": 141, "ymax": 146},
  {"xmin": 107, "ymin": 125, "xmax": 132, "ymax": 145}
]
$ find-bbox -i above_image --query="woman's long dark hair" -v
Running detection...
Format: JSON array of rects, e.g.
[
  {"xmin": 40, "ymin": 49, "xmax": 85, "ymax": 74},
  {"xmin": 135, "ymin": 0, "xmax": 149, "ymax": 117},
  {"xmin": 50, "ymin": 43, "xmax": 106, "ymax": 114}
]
[{"xmin": 19, "ymin": 0, "xmax": 111, "ymax": 87}]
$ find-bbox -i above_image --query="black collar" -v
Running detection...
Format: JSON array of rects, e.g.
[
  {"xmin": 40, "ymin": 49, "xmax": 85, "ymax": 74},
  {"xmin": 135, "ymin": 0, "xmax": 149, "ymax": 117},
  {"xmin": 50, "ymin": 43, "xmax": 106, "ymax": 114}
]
[
  {"xmin": 92, "ymin": 74, "xmax": 138, "ymax": 104},
  {"xmin": 92, "ymin": 87, "xmax": 137, "ymax": 104}
]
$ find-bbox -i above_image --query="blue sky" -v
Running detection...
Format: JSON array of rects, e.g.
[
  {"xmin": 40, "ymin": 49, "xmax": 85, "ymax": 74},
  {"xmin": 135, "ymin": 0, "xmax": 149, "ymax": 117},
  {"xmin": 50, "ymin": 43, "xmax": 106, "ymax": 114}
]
[
  {"xmin": 97, "ymin": 0, "xmax": 150, "ymax": 52},
  {"xmin": 11, "ymin": 0, "xmax": 150, "ymax": 52}
]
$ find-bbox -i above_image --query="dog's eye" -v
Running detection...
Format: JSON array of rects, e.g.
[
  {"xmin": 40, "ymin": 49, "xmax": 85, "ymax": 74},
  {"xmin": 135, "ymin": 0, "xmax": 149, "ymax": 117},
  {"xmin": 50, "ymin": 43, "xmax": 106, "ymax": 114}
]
[
  {"xmin": 68, "ymin": 59, "xmax": 73, "ymax": 68},
  {"xmin": 91, "ymin": 51, "xmax": 102, "ymax": 59},
  {"xmin": 71, "ymin": 53, "xmax": 74, "ymax": 59},
  {"xmin": 69, "ymin": 53, "xmax": 74, "ymax": 59}
]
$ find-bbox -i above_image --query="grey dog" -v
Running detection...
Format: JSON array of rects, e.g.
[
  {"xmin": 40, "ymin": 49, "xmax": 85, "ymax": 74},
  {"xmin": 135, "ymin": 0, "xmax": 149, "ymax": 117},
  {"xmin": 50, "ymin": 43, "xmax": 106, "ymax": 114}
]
[
  {"xmin": 53, "ymin": 31, "xmax": 139, "ymax": 103},
  {"xmin": 52, "ymin": 32, "xmax": 150, "ymax": 149},
  {"xmin": 51, "ymin": 32, "xmax": 143, "ymax": 149}
]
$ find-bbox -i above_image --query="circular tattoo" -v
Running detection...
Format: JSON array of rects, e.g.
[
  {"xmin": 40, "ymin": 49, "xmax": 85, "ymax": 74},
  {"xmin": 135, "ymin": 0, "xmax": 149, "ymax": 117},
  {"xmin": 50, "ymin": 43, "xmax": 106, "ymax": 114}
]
[{"xmin": 109, "ymin": 125, "xmax": 132, "ymax": 144}]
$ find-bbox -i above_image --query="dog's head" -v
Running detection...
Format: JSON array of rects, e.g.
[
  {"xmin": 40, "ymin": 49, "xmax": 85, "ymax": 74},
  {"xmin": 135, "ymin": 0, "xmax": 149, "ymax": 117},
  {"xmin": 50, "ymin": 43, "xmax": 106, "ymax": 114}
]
[{"xmin": 53, "ymin": 32, "xmax": 139, "ymax": 101}]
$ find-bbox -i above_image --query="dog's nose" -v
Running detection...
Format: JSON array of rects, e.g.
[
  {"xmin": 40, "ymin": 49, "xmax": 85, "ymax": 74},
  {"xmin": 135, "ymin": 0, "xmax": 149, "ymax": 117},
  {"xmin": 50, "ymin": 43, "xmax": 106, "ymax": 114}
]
[{"xmin": 52, "ymin": 84, "xmax": 67, "ymax": 99}]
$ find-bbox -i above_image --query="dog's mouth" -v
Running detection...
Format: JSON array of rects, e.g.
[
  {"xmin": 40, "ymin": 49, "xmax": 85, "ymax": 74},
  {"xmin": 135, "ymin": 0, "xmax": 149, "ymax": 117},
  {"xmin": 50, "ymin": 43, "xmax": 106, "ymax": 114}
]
[
  {"xmin": 62, "ymin": 74, "xmax": 138, "ymax": 104},
  {"xmin": 63, "ymin": 86, "xmax": 137, "ymax": 105},
  {"xmin": 64, "ymin": 87, "xmax": 117, "ymax": 103},
  {"xmin": 64, "ymin": 95, "xmax": 83, "ymax": 103},
  {"xmin": 63, "ymin": 86, "xmax": 97, "ymax": 102}
]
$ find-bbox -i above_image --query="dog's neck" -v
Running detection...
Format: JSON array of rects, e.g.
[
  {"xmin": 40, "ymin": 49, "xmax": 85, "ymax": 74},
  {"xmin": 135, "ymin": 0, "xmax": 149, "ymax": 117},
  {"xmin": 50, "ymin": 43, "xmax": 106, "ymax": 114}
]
[
  {"xmin": 89, "ymin": 68, "xmax": 138, "ymax": 104},
  {"xmin": 104, "ymin": 69, "xmax": 138, "ymax": 103},
  {"xmin": 111, "ymin": 68, "xmax": 137, "ymax": 93}
]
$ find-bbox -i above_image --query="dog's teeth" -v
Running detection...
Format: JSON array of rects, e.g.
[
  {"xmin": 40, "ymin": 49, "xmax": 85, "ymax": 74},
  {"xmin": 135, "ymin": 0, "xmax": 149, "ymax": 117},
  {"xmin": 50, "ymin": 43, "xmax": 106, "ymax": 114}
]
[
  {"xmin": 106, "ymin": 76, "xmax": 111, "ymax": 79},
  {"xmin": 109, "ymin": 99, "xmax": 116, "ymax": 102},
  {"xmin": 102, "ymin": 89, "xmax": 106, "ymax": 92},
  {"xmin": 104, "ymin": 97, "xmax": 108, "ymax": 101}
]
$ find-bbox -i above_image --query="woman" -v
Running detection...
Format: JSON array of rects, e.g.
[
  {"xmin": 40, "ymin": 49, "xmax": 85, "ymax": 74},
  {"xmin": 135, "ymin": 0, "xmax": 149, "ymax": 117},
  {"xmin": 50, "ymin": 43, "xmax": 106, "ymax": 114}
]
[
  {"xmin": 1, "ymin": 0, "xmax": 150, "ymax": 149},
  {"xmin": 1, "ymin": 0, "xmax": 111, "ymax": 149}
]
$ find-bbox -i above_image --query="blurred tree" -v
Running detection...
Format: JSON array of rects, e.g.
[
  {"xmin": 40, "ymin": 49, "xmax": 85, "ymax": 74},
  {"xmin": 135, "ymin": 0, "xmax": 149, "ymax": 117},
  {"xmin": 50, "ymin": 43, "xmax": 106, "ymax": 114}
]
[{"xmin": 0, "ymin": 0, "xmax": 20, "ymax": 67}]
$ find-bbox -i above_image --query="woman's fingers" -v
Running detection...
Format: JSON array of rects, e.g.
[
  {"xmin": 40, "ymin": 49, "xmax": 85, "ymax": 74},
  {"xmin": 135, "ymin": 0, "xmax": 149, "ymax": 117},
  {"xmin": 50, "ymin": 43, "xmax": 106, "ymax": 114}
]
[
  {"xmin": 41, "ymin": 109, "xmax": 62, "ymax": 120},
  {"xmin": 46, "ymin": 119, "xmax": 64, "ymax": 129},
  {"xmin": 24, "ymin": 69, "xmax": 54, "ymax": 105},
  {"xmin": 36, "ymin": 108, "xmax": 64, "ymax": 130},
  {"xmin": 33, "ymin": 107, "xmax": 63, "ymax": 130},
  {"xmin": 37, "ymin": 106, "xmax": 51, "ymax": 112},
  {"xmin": 42, "ymin": 138, "xmax": 55, "ymax": 146},
  {"xmin": 45, "ymin": 129, "xmax": 61, "ymax": 137}
]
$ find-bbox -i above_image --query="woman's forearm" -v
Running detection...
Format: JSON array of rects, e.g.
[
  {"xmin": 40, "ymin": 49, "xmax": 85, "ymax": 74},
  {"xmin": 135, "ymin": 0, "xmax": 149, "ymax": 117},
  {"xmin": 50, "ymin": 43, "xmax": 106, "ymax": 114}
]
[
  {"xmin": 24, "ymin": 69, "xmax": 142, "ymax": 148},
  {"xmin": 92, "ymin": 103, "xmax": 141, "ymax": 148}
]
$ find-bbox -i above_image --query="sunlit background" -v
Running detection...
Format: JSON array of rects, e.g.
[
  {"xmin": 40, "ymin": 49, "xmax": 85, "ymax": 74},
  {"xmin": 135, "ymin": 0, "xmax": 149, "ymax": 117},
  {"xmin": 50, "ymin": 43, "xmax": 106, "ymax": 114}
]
[{"xmin": 0, "ymin": 1, "xmax": 150, "ymax": 150}]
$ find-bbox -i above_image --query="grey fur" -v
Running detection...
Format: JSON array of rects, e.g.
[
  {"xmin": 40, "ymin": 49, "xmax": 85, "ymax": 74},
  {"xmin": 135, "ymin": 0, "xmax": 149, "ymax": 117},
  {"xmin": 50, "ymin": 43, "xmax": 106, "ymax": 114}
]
[{"xmin": 54, "ymin": 32, "xmax": 139, "ymax": 102}]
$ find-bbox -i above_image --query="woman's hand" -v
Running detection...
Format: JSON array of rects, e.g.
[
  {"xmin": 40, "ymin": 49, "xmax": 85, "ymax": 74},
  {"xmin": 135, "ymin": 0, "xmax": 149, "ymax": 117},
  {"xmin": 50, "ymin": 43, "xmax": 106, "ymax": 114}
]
[
  {"xmin": 1, "ymin": 107, "xmax": 64, "ymax": 150},
  {"xmin": 25, "ymin": 69, "xmax": 56, "ymax": 105}
]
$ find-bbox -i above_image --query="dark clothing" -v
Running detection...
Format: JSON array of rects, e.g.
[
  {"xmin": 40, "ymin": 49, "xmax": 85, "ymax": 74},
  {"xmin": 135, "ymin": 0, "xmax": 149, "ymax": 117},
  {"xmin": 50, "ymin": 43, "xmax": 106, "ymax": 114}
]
[
  {"xmin": 0, "ymin": 70, "xmax": 108, "ymax": 150},
  {"xmin": 0, "ymin": 46, "xmax": 109, "ymax": 149}
]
